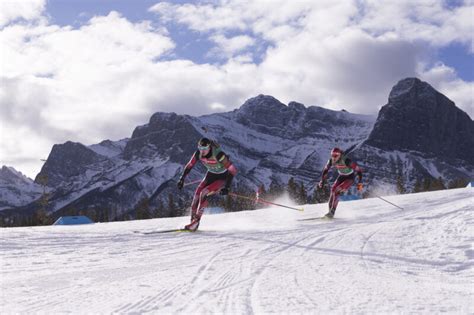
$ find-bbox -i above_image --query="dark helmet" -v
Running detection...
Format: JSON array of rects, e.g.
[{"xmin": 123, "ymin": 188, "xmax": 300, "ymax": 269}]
[
  {"xmin": 198, "ymin": 137, "xmax": 211, "ymax": 150},
  {"xmin": 331, "ymin": 147, "xmax": 342, "ymax": 157}
]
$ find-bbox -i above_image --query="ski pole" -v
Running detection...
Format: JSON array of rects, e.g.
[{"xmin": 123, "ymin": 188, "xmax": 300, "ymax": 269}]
[
  {"xmin": 183, "ymin": 180, "xmax": 201, "ymax": 187},
  {"xmin": 229, "ymin": 192, "xmax": 304, "ymax": 212},
  {"xmin": 376, "ymin": 195, "xmax": 404, "ymax": 210},
  {"xmin": 257, "ymin": 197, "xmax": 305, "ymax": 212}
]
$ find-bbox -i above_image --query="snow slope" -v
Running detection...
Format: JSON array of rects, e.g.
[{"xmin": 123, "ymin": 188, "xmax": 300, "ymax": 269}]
[{"xmin": 1, "ymin": 188, "xmax": 472, "ymax": 313}]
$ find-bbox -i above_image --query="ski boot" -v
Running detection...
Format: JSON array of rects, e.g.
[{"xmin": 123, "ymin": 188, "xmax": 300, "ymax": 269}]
[
  {"xmin": 185, "ymin": 214, "xmax": 201, "ymax": 231},
  {"xmin": 323, "ymin": 209, "xmax": 335, "ymax": 219}
]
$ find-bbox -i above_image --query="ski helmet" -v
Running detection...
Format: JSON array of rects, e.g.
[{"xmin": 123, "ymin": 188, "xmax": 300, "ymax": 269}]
[
  {"xmin": 331, "ymin": 147, "xmax": 342, "ymax": 157},
  {"xmin": 198, "ymin": 137, "xmax": 211, "ymax": 150}
]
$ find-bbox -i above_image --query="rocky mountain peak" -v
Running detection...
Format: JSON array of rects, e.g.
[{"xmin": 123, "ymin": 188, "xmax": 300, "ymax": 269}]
[
  {"xmin": 236, "ymin": 95, "xmax": 290, "ymax": 126},
  {"xmin": 288, "ymin": 101, "xmax": 306, "ymax": 111},
  {"xmin": 124, "ymin": 112, "xmax": 201, "ymax": 161},
  {"xmin": 0, "ymin": 166, "xmax": 42, "ymax": 210},
  {"xmin": 0, "ymin": 166, "xmax": 33, "ymax": 185},
  {"xmin": 36, "ymin": 141, "xmax": 103, "ymax": 187},
  {"xmin": 235, "ymin": 95, "xmax": 313, "ymax": 138},
  {"xmin": 366, "ymin": 77, "xmax": 474, "ymax": 163},
  {"xmin": 240, "ymin": 94, "xmax": 286, "ymax": 111}
]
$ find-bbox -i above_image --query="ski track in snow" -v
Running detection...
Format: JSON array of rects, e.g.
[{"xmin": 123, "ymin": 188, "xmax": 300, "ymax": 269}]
[{"xmin": 1, "ymin": 188, "xmax": 473, "ymax": 314}]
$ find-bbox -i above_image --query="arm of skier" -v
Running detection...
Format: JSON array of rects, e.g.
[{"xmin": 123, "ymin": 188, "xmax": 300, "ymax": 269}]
[
  {"xmin": 216, "ymin": 151, "xmax": 237, "ymax": 195},
  {"xmin": 177, "ymin": 151, "xmax": 199, "ymax": 189},
  {"xmin": 318, "ymin": 159, "xmax": 332, "ymax": 188}
]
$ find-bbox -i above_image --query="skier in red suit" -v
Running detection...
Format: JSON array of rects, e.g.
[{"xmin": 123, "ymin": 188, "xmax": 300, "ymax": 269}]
[
  {"xmin": 177, "ymin": 138, "xmax": 237, "ymax": 231},
  {"xmin": 318, "ymin": 147, "xmax": 363, "ymax": 218}
]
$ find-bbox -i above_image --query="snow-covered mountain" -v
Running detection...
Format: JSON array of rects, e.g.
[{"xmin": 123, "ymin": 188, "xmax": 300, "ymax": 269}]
[
  {"xmin": 352, "ymin": 78, "xmax": 473, "ymax": 190},
  {"xmin": 1, "ymin": 187, "xmax": 472, "ymax": 313},
  {"xmin": 15, "ymin": 95, "xmax": 375, "ymax": 218},
  {"xmin": 0, "ymin": 166, "xmax": 43, "ymax": 210},
  {"xmin": 1, "ymin": 77, "xmax": 472, "ymax": 220}
]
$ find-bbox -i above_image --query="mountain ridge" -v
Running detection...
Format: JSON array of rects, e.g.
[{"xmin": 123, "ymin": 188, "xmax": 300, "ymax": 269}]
[{"xmin": 1, "ymin": 77, "xmax": 472, "ymax": 220}]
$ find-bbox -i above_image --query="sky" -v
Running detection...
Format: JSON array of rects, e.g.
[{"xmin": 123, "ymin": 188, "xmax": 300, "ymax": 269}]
[
  {"xmin": 1, "ymin": 187, "xmax": 473, "ymax": 313},
  {"xmin": 0, "ymin": 0, "xmax": 473, "ymax": 179}
]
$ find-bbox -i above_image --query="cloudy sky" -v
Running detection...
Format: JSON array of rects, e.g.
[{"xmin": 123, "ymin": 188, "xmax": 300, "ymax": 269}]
[{"xmin": 1, "ymin": 0, "xmax": 473, "ymax": 179}]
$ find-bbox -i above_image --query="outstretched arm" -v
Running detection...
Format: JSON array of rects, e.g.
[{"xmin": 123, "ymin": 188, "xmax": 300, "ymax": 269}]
[
  {"xmin": 177, "ymin": 151, "xmax": 199, "ymax": 189},
  {"xmin": 184, "ymin": 151, "xmax": 200, "ymax": 176},
  {"xmin": 319, "ymin": 159, "xmax": 332, "ymax": 187}
]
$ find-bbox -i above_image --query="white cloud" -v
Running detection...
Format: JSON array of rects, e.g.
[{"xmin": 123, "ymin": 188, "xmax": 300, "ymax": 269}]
[
  {"xmin": 257, "ymin": 29, "xmax": 421, "ymax": 113},
  {"xmin": 0, "ymin": 0, "xmax": 46, "ymax": 27},
  {"xmin": 1, "ymin": 0, "xmax": 473, "ymax": 178},
  {"xmin": 150, "ymin": 2, "xmax": 251, "ymax": 32},
  {"xmin": 208, "ymin": 34, "xmax": 255, "ymax": 58},
  {"xmin": 0, "ymin": 11, "xmax": 177, "ymax": 178},
  {"xmin": 358, "ymin": 0, "xmax": 474, "ymax": 49},
  {"xmin": 149, "ymin": 0, "xmax": 473, "ymax": 114}
]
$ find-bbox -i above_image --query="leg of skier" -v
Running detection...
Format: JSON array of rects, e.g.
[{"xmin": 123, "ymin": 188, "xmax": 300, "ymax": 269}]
[
  {"xmin": 189, "ymin": 179, "xmax": 208, "ymax": 221},
  {"xmin": 326, "ymin": 174, "xmax": 354, "ymax": 218},
  {"xmin": 185, "ymin": 178, "xmax": 226, "ymax": 231}
]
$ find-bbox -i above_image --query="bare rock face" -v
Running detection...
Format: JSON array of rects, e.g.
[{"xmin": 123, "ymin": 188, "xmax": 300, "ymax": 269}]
[
  {"xmin": 123, "ymin": 112, "xmax": 201, "ymax": 162},
  {"xmin": 35, "ymin": 141, "xmax": 104, "ymax": 188},
  {"xmin": 366, "ymin": 78, "xmax": 474, "ymax": 163}
]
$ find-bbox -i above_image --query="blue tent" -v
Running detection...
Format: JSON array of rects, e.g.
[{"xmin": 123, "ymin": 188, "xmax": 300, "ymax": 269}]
[{"xmin": 53, "ymin": 216, "xmax": 94, "ymax": 225}]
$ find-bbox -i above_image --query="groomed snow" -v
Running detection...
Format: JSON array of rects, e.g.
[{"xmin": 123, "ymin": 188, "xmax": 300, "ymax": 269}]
[{"xmin": 1, "ymin": 188, "xmax": 472, "ymax": 313}]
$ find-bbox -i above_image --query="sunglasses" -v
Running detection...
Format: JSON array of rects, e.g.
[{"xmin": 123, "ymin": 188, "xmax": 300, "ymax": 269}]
[{"xmin": 198, "ymin": 145, "xmax": 210, "ymax": 151}]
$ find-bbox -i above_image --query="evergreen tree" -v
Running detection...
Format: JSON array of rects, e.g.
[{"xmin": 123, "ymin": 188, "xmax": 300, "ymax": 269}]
[
  {"xmin": 63, "ymin": 206, "xmax": 79, "ymax": 217},
  {"xmin": 33, "ymin": 208, "xmax": 51, "ymax": 226},
  {"xmin": 33, "ymin": 173, "xmax": 51, "ymax": 226},
  {"xmin": 314, "ymin": 183, "xmax": 330, "ymax": 203},
  {"xmin": 414, "ymin": 178, "xmax": 423, "ymax": 193},
  {"xmin": 86, "ymin": 209, "xmax": 97, "ymax": 223},
  {"xmin": 222, "ymin": 186, "xmax": 256, "ymax": 212},
  {"xmin": 396, "ymin": 174, "xmax": 406, "ymax": 194},
  {"xmin": 103, "ymin": 208, "xmax": 110, "ymax": 222},
  {"xmin": 174, "ymin": 197, "xmax": 188, "ymax": 217},
  {"xmin": 237, "ymin": 188, "xmax": 257, "ymax": 211},
  {"xmin": 257, "ymin": 184, "xmax": 267, "ymax": 199},
  {"xmin": 135, "ymin": 197, "xmax": 151, "ymax": 220},
  {"xmin": 111, "ymin": 207, "xmax": 118, "ymax": 222},
  {"xmin": 430, "ymin": 177, "xmax": 446, "ymax": 191},
  {"xmin": 422, "ymin": 177, "xmax": 431, "ymax": 191},
  {"xmin": 223, "ymin": 195, "xmax": 233, "ymax": 212},
  {"xmin": 297, "ymin": 182, "xmax": 307, "ymax": 205},
  {"xmin": 448, "ymin": 178, "xmax": 469, "ymax": 189},
  {"xmin": 267, "ymin": 180, "xmax": 284, "ymax": 201},
  {"xmin": 168, "ymin": 194, "xmax": 177, "ymax": 217},
  {"xmin": 287, "ymin": 177, "xmax": 298, "ymax": 201},
  {"xmin": 154, "ymin": 199, "xmax": 164, "ymax": 218}
]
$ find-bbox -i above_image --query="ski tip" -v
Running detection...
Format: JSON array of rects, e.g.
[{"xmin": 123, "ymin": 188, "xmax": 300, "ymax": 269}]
[{"xmin": 299, "ymin": 208, "xmax": 304, "ymax": 212}]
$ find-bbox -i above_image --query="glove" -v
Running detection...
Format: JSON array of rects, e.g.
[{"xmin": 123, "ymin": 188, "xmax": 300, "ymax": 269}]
[
  {"xmin": 220, "ymin": 187, "xmax": 230, "ymax": 196},
  {"xmin": 357, "ymin": 183, "xmax": 363, "ymax": 191},
  {"xmin": 177, "ymin": 177, "xmax": 185, "ymax": 190},
  {"xmin": 317, "ymin": 180, "xmax": 325, "ymax": 189}
]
